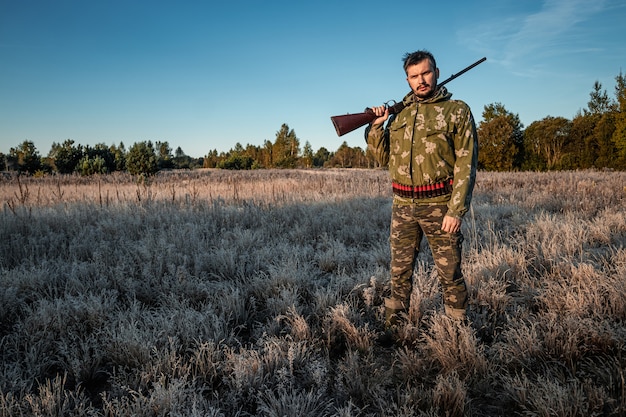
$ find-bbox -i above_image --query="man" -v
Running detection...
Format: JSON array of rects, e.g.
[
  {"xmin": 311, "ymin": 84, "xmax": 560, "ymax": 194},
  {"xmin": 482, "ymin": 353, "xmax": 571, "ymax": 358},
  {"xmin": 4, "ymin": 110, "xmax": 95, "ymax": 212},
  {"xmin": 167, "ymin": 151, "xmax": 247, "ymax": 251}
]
[{"xmin": 366, "ymin": 50, "xmax": 478, "ymax": 327}]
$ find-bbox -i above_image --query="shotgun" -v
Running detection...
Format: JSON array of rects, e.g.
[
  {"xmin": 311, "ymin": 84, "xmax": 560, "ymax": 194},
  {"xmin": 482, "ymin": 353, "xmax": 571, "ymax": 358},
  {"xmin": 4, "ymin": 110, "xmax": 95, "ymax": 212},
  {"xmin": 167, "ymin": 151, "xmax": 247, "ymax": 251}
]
[{"xmin": 330, "ymin": 57, "xmax": 486, "ymax": 136}]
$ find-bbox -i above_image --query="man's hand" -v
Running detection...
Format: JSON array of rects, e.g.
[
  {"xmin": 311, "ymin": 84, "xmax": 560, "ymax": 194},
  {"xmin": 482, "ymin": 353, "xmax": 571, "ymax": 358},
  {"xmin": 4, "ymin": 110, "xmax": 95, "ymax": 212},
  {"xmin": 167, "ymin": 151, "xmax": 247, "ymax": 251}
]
[
  {"xmin": 442, "ymin": 215, "xmax": 462, "ymax": 234},
  {"xmin": 370, "ymin": 105, "xmax": 389, "ymax": 126}
]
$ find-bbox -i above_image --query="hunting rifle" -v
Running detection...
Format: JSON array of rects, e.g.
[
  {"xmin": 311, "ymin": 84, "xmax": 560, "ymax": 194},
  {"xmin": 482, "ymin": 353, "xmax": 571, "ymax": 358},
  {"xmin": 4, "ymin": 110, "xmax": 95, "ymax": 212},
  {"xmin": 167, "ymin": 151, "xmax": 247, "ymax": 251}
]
[{"xmin": 330, "ymin": 57, "xmax": 486, "ymax": 136}]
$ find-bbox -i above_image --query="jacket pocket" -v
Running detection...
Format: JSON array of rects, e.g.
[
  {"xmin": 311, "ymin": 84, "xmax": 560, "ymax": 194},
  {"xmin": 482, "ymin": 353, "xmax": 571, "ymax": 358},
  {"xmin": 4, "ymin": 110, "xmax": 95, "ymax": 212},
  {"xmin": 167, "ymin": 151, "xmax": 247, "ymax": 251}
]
[
  {"xmin": 388, "ymin": 120, "xmax": 408, "ymax": 156},
  {"xmin": 425, "ymin": 128, "xmax": 455, "ymax": 154}
]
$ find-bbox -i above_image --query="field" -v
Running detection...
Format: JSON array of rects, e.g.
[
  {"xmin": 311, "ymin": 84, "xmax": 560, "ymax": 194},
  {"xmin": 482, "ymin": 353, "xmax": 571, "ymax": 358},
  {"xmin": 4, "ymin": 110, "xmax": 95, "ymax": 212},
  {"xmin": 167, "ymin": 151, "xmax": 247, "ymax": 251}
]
[{"xmin": 1, "ymin": 168, "xmax": 625, "ymax": 416}]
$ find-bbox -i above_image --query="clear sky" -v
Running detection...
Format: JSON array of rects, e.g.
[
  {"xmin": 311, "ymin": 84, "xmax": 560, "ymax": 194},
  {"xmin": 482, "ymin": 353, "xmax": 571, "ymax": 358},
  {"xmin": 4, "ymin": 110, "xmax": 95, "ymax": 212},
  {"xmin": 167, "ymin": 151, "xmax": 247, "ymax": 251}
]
[{"xmin": 1, "ymin": 0, "xmax": 625, "ymax": 158}]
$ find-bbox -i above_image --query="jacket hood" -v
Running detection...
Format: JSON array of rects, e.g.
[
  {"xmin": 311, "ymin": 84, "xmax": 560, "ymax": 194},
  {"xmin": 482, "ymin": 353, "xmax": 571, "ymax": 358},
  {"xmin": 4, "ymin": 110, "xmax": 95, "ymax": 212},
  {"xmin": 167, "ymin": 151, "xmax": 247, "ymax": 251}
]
[{"xmin": 402, "ymin": 86, "xmax": 452, "ymax": 106}]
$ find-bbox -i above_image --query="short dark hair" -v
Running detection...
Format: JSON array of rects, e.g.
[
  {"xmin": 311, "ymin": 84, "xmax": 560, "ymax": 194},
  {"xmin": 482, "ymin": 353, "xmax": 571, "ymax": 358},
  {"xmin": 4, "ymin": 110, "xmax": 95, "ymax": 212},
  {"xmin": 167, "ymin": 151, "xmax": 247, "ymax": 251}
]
[{"xmin": 402, "ymin": 50, "xmax": 437, "ymax": 74}]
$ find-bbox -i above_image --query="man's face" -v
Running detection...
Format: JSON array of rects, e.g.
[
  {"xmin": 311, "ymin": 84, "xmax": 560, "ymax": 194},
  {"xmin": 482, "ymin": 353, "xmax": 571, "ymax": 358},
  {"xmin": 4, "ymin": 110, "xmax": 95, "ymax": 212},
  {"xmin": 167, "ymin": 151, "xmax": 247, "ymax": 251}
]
[{"xmin": 406, "ymin": 59, "xmax": 439, "ymax": 99}]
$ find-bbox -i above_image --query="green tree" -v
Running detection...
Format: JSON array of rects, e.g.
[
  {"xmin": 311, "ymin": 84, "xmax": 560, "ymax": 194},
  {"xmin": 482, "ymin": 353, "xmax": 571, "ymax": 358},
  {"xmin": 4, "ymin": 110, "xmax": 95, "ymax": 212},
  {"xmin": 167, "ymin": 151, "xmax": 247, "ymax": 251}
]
[
  {"xmin": 9, "ymin": 140, "xmax": 41, "ymax": 174},
  {"xmin": 111, "ymin": 142, "xmax": 126, "ymax": 171},
  {"xmin": 262, "ymin": 140, "xmax": 273, "ymax": 168},
  {"xmin": 273, "ymin": 124, "xmax": 300, "ymax": 168},
  {"xmin": 173, "ymin": 146, "xmax": 192, "ymax": 169},
  {"xmin": 156, "ymin": 141, "xmax": 174, "ymax": 169},
  {"xmin": 524, "ymin": 116, "xmax": 572, "ymax": 170},
  {"xmin": 612, "ymin": 71, "xmax": 626, "ymax": 168},
  {"xmin": 0, "ymin": 152, "xmax": 6, "ymax": 171},
  {"xmin": 567, "ymin": 112, "xmax": 598, "ymax": 169},
  {"xmin": 243, "ymin": 144, "xmax": 264, "ymax": 169},
  {"xmin": 326, "ymin": 142, "xmax": 367, "ymax": 168},
  {"xmin": 126, "ymin": 141, "xmax": 159, "ymax": 176},
  {"xmin": 478, "ymin": 103, "xmax": 524, "ymax": 171},
  {"xmin": 218, "ymin": 154, "xmax": 253, "ymax": 170},
  {"xmin": 49, "ymin": 139, "xmax": 84, "ymax": 173},
  {"xmin": 301, "ymin": 141, "xmax": 314, "ymax": 168},
  {"xmin": 203, "ymin": 150, "xmax": 219, "ymax": 168},
  {"xmin": 478, "ymin": 116, "xmax": 517, "ymax": 171},
  {"xmin": 593, "ymin": 112, "xmax": 617, "ymax": 168},
  {"xmin": 565, "ymin": 80, "xmax": 618, "ymax": 170},
  {"xmin": 327, "ymin": 142, "xmax": 350, "ymax": 167},
  {"xmin": 231, "ymin": 142, "xmax": 245, "ymax": 155},
  {"xmin": 77, "ymin": 154, "xmax": 107, "ymax": 176},
  {"xmin": 585, "ymin": 81, "xmax": 612, "ymax": 115},
  {"xmin": 313, "ymin": 147, "xmax": 331, "ymax": 167},
  {"xmin": 84, "ymin": 143, "xmax": 116, "ymax": 173},
  {"xmin": 189, "ymin": 157, "xmax": 204, "ymax": 169}
]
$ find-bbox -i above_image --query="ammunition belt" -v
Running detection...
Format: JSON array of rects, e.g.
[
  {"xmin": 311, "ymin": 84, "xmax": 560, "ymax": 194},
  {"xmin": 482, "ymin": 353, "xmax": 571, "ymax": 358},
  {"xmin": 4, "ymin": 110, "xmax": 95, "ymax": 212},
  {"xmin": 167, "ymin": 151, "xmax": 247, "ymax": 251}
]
[{"xmin": 392, "ymin": 179, "xmax": 453, "ymax": 199}]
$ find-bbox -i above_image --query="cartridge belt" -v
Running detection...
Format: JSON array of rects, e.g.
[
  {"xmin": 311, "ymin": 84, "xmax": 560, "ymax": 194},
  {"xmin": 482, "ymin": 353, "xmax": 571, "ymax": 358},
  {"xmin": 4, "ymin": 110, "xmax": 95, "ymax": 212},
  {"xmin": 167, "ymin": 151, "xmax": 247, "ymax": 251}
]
[{"xmin": 392, "ymin": 179, "xmax": 454, "ymax": 199}]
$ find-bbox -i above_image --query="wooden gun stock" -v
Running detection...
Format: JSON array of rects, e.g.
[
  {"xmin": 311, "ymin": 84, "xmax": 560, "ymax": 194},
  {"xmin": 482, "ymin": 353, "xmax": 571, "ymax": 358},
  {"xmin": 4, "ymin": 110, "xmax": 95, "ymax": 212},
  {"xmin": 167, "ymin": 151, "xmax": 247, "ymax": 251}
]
[
  {"xmin": 330, "ymin": 57, "xmax": 486, "ymax": 137},
  {"xmin": 330, "ymin": 102, "xmax": 406, "ymax": 137}
]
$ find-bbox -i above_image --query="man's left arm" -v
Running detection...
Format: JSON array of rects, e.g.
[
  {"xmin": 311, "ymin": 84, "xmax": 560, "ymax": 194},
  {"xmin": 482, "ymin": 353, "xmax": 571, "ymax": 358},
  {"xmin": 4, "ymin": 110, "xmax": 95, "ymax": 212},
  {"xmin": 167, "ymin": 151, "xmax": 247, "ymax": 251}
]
[{"xmin": 446, "ymin": 105, "xmax": 479, "ymax": 221}]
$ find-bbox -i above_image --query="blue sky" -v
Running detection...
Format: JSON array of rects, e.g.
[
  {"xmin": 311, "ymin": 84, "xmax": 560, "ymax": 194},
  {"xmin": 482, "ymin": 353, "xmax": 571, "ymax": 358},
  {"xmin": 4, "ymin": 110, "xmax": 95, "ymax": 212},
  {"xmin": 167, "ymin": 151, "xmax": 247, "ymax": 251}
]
[{"xmin": 1, "ymin": 0, "xmax": 625, "ymax": 158}]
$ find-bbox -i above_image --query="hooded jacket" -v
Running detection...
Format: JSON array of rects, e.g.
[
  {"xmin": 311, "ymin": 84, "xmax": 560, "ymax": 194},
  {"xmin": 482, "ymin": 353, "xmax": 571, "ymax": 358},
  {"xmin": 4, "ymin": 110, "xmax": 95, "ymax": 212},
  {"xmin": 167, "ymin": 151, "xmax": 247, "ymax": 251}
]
[{"xmin": 367, "ymin": 87, "xmax": 478, "ymax": 218}]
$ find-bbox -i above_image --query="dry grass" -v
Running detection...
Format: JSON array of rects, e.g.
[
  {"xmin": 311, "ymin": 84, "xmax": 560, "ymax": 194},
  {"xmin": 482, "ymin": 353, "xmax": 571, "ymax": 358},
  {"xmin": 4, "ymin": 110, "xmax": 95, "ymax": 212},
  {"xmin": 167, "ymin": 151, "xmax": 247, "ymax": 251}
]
[{"xmin": 1, "ymin": 168, "xmax": 625, "ymax": 416}]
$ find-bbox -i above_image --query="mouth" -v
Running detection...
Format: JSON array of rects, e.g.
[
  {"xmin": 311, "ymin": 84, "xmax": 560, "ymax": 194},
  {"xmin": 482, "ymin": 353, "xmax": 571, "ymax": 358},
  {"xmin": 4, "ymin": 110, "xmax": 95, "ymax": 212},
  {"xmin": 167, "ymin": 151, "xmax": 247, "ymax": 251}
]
[{"xmin": 416, "ymin": 85, "xmax": 430, "ymax": 94}]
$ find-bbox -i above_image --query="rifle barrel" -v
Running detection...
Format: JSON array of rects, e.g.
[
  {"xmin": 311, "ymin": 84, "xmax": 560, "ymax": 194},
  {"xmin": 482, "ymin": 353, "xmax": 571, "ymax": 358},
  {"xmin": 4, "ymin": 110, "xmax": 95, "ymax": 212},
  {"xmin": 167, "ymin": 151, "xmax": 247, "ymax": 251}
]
[
  {"xmin": 330, "ymin": 57, "xmax": 486, "ymax": 136},
  {"xmin": 438, "ymin": 57, "xmax": 486, "ymax": 88}
]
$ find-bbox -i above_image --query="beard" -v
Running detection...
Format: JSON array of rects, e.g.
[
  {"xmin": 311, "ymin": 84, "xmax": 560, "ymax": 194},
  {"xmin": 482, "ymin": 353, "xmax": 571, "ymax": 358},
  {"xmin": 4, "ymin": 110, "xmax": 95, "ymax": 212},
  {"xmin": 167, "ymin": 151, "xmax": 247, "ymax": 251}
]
[{"xmin": 414, "ymin": 83, "xmax": 436, "ymax": 99}]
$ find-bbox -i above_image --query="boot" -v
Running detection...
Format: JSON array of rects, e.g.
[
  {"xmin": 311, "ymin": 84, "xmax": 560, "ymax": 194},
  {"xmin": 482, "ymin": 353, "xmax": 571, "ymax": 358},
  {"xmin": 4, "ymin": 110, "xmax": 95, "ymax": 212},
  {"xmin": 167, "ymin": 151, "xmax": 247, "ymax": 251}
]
[
  {"xmin": 385, "ymin": 306, "xmax": 402, "ymax": 328},
  {"xmin": 376, "ymin": 306, "xmax": 402, "ymax": 347},
  {"xmin": 444, "ymin": 304, "xmax": 467, "ymax": 321},
  {"xmin": 383, "ymin": 297, "xmax": 406, "ymax": 329}
]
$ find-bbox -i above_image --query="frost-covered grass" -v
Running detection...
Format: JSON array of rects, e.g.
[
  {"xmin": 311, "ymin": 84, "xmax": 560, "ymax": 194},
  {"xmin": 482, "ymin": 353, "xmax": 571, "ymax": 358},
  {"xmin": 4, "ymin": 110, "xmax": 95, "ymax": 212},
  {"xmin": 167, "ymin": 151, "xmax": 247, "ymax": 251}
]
[{"xmin": 1, "ymin": 169, "xmax": 625, "ymax": 416}]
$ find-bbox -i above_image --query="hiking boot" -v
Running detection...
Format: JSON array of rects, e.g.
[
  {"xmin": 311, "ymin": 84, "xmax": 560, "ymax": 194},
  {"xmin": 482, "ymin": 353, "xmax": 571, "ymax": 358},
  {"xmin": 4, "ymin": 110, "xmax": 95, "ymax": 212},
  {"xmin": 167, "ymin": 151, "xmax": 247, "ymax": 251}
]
[
  {"xmin": 385, "ymin": 307, "xmax": 402, "ymax": 328},
  {"xmin": 384, "ymin": 298, "xmax": 406, "ymax": 328},
  {"xmin": 444, "ymin": 304, "xmax": 467, "ymax": 321}
]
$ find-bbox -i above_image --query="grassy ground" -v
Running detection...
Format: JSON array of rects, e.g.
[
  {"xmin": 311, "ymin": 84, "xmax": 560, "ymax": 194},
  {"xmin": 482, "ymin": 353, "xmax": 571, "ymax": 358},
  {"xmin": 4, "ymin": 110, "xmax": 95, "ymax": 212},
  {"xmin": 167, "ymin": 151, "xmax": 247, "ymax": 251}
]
[{"xmin": 1, "ymin": 169, "xmax": 625, "ymax": 416}]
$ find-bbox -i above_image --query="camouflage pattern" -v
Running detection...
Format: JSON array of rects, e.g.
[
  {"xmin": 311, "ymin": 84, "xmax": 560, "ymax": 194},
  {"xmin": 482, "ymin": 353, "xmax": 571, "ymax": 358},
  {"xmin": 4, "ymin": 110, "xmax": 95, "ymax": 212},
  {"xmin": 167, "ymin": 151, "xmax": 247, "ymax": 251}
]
[
  {"xmin": 367, "ymin": 87, "xmax": 478, "ymax": 219},
  {"xmin": 366, "ymin": 85, "xmax": 477, "ymax": 325},
  {"xmin": 387, "ymin": 202, "xmax": 468, "ymax": 315}
]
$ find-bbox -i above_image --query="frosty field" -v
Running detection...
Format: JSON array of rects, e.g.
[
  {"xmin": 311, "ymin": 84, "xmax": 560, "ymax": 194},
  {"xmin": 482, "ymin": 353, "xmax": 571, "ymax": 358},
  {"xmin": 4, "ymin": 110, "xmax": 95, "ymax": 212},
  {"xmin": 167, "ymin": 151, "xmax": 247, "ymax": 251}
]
[{"xmin": 1, "ymin": 169, "xmax": 625, "ymax": 416}]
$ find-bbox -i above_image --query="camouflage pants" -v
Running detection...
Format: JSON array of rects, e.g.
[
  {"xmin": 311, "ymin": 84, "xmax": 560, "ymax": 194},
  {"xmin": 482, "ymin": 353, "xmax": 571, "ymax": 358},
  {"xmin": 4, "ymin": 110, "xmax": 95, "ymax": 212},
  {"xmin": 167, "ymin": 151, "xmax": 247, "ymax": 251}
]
[{"xmin": 386, "ymin": 202, "xmax": 468, "ymax": 312}]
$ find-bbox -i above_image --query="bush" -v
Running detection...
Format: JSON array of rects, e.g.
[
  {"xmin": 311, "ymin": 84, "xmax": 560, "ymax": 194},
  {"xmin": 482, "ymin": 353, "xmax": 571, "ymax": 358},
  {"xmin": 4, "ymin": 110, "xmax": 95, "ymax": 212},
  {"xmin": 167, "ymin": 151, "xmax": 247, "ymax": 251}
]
[
  {"xmin": 218, "ymin": 154, "xmax": 254, "ymax": 170},
  {"xmin": 126, "ymin": 141, "xmax": 159, "ymax": 176}
]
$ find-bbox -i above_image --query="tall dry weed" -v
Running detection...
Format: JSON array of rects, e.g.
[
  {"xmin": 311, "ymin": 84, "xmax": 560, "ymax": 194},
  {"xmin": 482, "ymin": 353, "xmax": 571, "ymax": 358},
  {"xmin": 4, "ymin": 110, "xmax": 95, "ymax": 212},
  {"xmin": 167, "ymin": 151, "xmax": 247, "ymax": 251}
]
[
  {"xmin": 422, "ymin": 315, "xmax": 487, "ymax": 378},
  {"xmin": 257, "ymin": 387, "xmax": 333, "ymax": 417},
  {"xmin": 432, "ymin": 370, "xmax": 467, "ymax": 417}
]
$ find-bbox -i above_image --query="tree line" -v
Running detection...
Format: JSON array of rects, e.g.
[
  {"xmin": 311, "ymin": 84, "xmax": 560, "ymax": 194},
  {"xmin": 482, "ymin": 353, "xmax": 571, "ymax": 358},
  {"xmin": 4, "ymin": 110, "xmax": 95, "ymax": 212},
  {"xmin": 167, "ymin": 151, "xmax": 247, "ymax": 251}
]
[
  {"xmin": 0, "ymin": 123, "xmax": 375, "ymax": 176},
  {"xmin": 2, "ymin": 71, "xmax": 625, "ymax": 175},
  {"xmin": 478, "ymin": 72, "xmax": 626, "ymax": 171}
]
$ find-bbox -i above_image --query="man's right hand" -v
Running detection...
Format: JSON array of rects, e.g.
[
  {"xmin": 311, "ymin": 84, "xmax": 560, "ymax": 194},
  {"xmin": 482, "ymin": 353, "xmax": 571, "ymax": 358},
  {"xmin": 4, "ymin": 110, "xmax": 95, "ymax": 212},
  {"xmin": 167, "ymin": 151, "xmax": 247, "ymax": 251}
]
[{"xmin": 370, "ymin": 105, "xmax": 389, "ymax": 126}]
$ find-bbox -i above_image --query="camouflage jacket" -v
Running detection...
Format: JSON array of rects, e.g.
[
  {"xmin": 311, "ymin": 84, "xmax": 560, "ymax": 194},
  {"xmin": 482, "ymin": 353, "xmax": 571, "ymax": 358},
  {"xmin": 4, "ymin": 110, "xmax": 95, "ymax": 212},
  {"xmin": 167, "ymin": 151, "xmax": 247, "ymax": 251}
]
[{"xmin": 366, "ymin": 87, "xmax": 478, "ymax": 218}]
